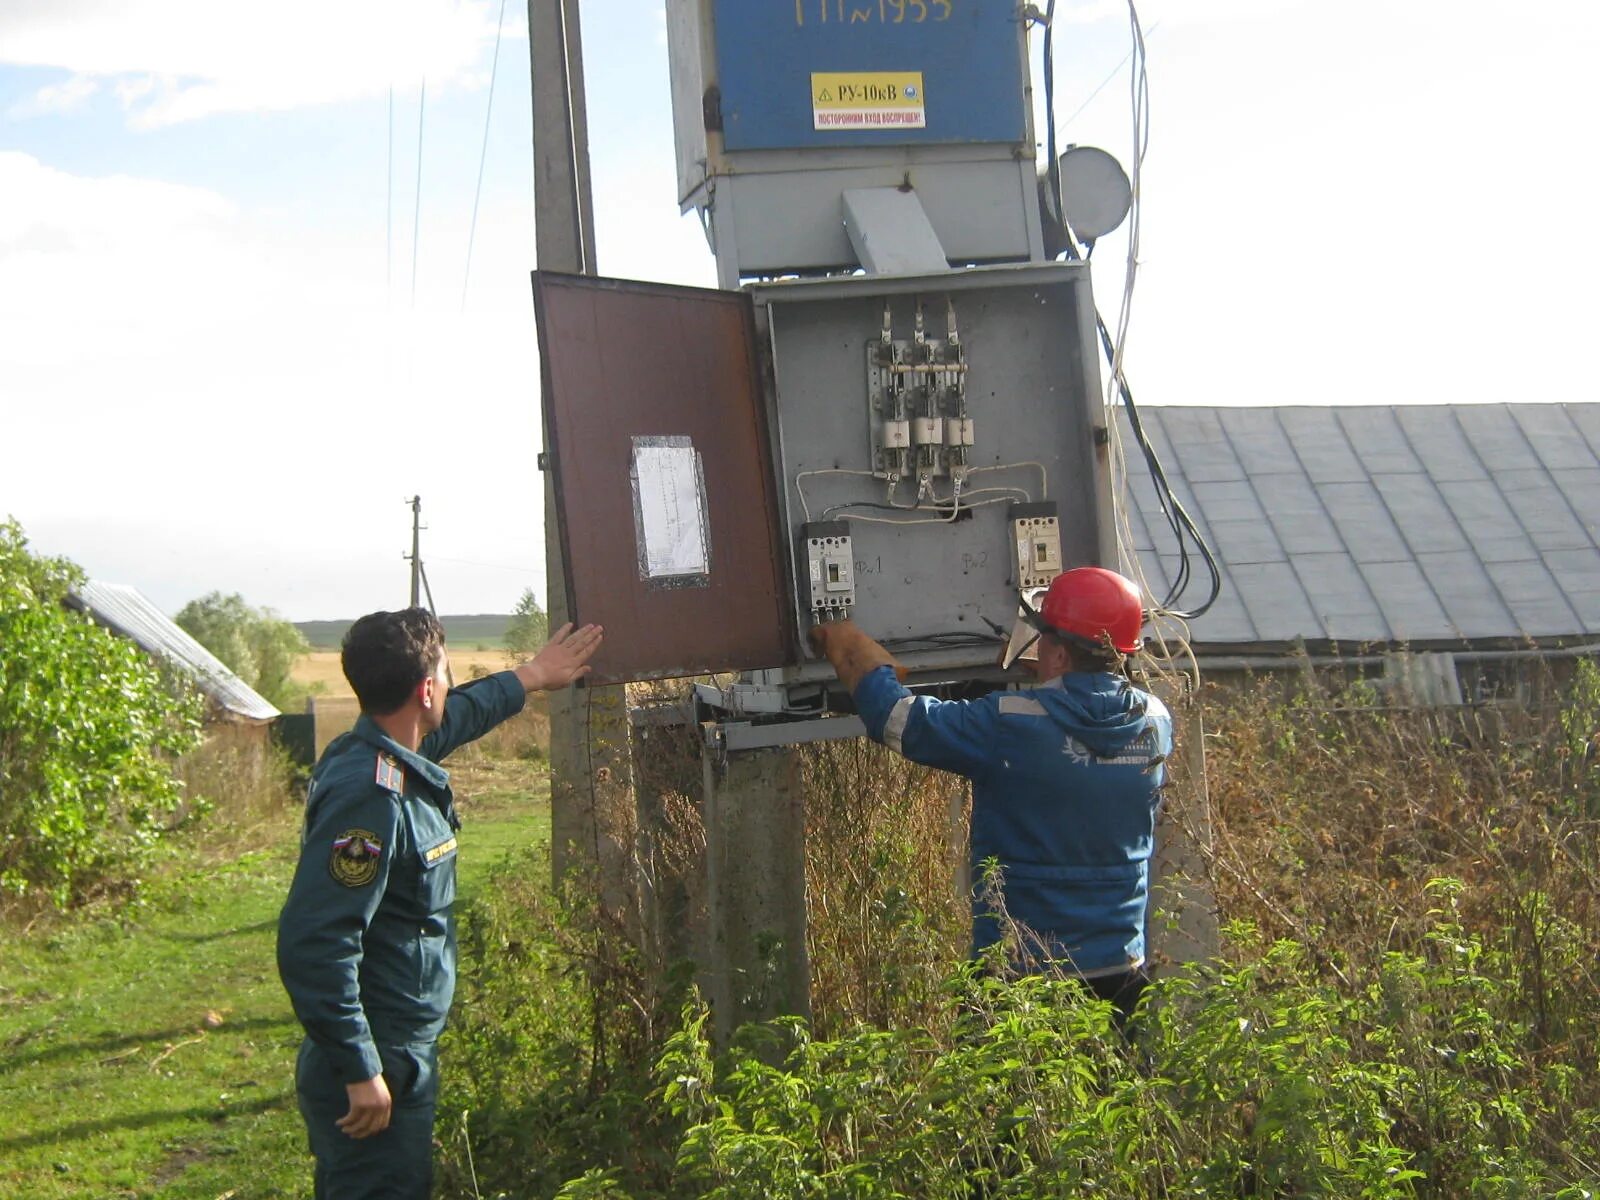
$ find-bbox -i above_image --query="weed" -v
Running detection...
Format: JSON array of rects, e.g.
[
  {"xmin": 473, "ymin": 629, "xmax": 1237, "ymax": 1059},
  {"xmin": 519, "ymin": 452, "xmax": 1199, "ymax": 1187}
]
[{"xmin": 434, "ymin": 669, "xmax": 1600, "ymax": 1198}]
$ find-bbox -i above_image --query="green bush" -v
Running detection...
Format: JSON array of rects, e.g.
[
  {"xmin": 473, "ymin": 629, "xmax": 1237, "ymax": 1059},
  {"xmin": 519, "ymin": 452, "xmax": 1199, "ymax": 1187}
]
[
  {"xmin": 175, "ymin": 589, "xmax": 311, "ymax": 711},
  {"xmin": 443, "ymin": 900, "xmax": 1599, "ymax": 1198},
  {"xmin": 0, "ymin": 518, "xmax": 202, "ymax": 908},
  {"xmin": 439, "ymin": 847, "xmax": 685, "ymax": 1200},
  {"xmin": 436, "ymin": 671, "xmax": 1600, "ymax": 1198}
]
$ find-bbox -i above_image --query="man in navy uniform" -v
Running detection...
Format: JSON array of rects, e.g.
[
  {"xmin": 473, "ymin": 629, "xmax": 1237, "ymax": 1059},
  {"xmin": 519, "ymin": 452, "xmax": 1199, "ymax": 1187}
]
[
  {"xmin": 810, "ymin": 567, "xmax": 1170, "ymax": 1020},
  {"xmin": 277, "ymin": 607, "xmax": 601, "ymax": 1198}
]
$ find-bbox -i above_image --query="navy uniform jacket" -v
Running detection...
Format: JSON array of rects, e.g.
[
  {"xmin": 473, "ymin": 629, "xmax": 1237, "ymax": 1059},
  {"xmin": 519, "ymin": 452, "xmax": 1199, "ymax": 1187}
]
[
  {"xmin": 853, "ymin": 665, "xmax": 1171, "ymax": 976},
  {"xmin": 276, "ymin": 671, "xmax": 526, "ymax": 1085}
]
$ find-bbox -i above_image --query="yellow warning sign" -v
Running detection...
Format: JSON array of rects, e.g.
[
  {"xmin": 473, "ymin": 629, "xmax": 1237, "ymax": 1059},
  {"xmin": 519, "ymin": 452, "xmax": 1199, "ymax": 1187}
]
[{"xmin": 811, "ymin": 71, "xmax": 925, "ymax": 131}]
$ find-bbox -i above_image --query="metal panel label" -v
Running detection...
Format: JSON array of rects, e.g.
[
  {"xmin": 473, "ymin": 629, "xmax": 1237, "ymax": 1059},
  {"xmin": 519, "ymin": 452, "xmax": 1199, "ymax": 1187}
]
[
  {"xmin": 630, "ymin": 436, "xmax": 712, "ymax": 585},
  {"xmin": 811, "ymin": 71, "xmax": 925, "ymax": 130}
]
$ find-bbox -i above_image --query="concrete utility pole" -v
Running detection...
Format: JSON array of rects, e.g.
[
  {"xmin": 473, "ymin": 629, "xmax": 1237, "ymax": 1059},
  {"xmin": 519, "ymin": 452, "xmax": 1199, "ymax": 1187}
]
[
  {"xmin": 407, "ymin": 496, "xmax": 422, "ymax": 607},
  {"xmin": 527, "ymin": 0, "xmax": 635, "ymax": 902}
]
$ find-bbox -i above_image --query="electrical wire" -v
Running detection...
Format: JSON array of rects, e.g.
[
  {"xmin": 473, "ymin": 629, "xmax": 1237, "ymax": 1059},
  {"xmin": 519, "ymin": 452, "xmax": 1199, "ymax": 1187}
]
[
  {"xmin": 461, "ymin": 0, "xmax": 509, "ymax": 312},
  {"xmin": 883, "ymin": 632, "xmax": 1006, "ymax": 653},
  {"xmin": 1038, "ymin": 0, "xmax": 1219, "ymax": 625},
  {"xmin": 411, "ymin": 78, "xmax": 427, "ymax": 310},
  {"xmin": 1039, "ymin": 0, "xmax": 1071, "ymax": 245},
  {"xmin": 828, "ymin": 494, "xmax": 1022, "ymax": 527},
  {"xmin": 426, "ymin": 553, "xmax": 541, "ymax": 574},
  {"xmin": 968, "ymin": 461, "xmax": 1048, "ymax": 500},
  {"xmin": 796, "ymin": 468, "xmax": 880, "ymax": 522},
  {"xmin": 800, "ymin": 463, "xmax": 1043, "ymax": 523},
  {"xmin": 386, "ymin": 86, "xmax": 394, "ymax": 301},
  {"xmin": 1060, "ymin": 19, "xmax": 1162, "ymax": 130}
]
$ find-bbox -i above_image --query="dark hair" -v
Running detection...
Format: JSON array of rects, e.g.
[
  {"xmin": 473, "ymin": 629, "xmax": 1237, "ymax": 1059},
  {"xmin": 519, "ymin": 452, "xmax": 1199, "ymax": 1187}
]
[
  {"xmin": 341, "ymin": 608, "xmax": 446, "ymax": 715},
  {"xmin": 1045, "ymin": 629, "xmax": 1121, "ymax": 676}
]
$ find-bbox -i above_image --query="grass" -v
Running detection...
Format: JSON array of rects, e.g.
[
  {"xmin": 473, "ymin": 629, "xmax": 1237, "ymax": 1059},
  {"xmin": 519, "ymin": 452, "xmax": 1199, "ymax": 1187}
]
[
  {"xmin": 295, "ymin": 615, "xmax": 515, "ymax": 653},
  {"xmin": 0, "ymin": 757, "xmax": 553, "ymax": 1200},
  {"xmin": 290, "ymin": 649, "xmax": 515, "ymax": 703}
]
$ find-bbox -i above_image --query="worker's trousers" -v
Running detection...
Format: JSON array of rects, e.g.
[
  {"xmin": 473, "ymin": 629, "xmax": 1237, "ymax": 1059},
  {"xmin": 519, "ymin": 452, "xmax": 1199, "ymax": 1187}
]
[{"xmin": 296, "ymin": 1037, "xmax": 439, "ymax": 1200}]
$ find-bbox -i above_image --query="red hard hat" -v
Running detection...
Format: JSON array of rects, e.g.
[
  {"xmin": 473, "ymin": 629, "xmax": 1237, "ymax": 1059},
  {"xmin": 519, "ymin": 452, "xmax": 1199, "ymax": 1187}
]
[{"xmin": 1036, "ymin": 567, "xmax": 1145, "ymax": 654}]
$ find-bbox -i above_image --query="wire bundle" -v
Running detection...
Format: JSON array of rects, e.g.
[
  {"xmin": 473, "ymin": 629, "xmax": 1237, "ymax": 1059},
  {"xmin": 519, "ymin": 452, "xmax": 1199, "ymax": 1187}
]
[{"xmin": 1037, "ymin": 0, "xmax": 1220, "ymax": 629}]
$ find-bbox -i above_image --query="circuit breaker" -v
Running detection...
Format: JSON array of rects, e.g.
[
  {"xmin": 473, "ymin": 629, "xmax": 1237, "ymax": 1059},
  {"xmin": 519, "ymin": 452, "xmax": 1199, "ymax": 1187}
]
[
  {"xmin": 803, "ymin": 521, "xmax": 857, "ymax": 618},
  {"xmin": 1010, "ymin": 503, "xmax": 1062, "ymax": 590}
]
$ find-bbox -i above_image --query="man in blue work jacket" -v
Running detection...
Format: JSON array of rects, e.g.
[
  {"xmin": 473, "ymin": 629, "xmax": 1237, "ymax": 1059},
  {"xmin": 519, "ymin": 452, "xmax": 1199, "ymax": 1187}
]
[
  {"xmin": 277, "ymin": 607, "xmax": 601, "ymax": 1199},
  {"xmin": 811, "ymin": 567, "xmax": 1170, "ymax": 1020}
]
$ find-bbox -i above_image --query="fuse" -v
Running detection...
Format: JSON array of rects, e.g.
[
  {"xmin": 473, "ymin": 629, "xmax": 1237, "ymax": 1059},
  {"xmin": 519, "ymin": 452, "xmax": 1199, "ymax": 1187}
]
[
  {"xmin": 882, "ymin": 419, "xmax": 911, "ymax": 448},
  {"xmin": 913, "ymin": 416, "xmax": 944, "ymax": 445},
  {"xmin": 945, "ymin": 418, "xmax": 975, "ymax": 446}
]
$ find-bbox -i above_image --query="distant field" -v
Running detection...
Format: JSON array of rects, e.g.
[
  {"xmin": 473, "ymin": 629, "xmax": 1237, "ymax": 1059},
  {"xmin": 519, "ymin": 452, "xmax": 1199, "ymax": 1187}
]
[
  {"xmin": 293, "ymin": 648, "xmax": 520, "ymax": 699},
  {"xmin": 296, "ymin": 613, "xmax": 514, "ymax": 650}
]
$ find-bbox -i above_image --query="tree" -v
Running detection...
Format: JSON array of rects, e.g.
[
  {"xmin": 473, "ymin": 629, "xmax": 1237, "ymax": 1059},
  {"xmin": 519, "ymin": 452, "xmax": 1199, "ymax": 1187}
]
[
  {"xmin": 505, "ymin": 588, "xmax": 549, "ymax": 661},
  {"xmin": 0, "ymin": 518, "xmax": 202, "ymax": 907},
  {"xmin": 175, "ymin": 591, "xmax": 310, "ymax": 711}
]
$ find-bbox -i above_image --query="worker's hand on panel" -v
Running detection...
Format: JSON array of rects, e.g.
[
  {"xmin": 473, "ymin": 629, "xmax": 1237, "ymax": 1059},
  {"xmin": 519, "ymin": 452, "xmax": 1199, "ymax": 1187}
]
[
  {"xmin": 809, "ymin": 619, "xmax": 906, "ymax": 690},
  {"xmin": 516, "ymin": 622, "xmax": 604, "ymax": 691}
]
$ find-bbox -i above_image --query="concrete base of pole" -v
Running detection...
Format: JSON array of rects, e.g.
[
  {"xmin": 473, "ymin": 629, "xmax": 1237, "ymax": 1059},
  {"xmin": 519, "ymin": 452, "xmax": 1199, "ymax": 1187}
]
[{"xmin": 702, "ymin": 746, "xmax": 811, "ymax": 1044}]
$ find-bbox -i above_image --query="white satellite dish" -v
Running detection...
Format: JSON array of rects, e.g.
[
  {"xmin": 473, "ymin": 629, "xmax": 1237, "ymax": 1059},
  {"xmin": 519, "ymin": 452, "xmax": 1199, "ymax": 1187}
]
[{"xmin": 1058, "ymin": 146, "xmax": 1132, "ymax": 240}]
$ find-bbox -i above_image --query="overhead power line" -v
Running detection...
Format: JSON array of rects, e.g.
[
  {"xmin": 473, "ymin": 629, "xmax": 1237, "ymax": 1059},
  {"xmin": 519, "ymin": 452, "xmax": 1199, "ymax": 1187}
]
[
  {"xmin": 411, "ymin": 79, "xmax": 427, "ymax": 309},
  {"xmin": 463, "ymin": 0, "xmax": 510, "ymax": 311}
]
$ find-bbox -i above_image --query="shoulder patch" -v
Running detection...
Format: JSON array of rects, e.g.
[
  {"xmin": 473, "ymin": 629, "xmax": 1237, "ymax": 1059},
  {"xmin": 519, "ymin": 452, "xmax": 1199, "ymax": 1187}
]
[
  {"xmin": 330, "ymin": 828, "xmax": 384, "ymax": 887},
  {"xmin": 375, "ymin": 752, "xmax": 405, "ymax": 793}
]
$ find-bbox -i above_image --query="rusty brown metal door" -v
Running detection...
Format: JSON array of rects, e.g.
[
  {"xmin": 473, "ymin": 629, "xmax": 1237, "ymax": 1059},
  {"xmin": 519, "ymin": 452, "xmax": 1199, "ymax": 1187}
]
[{"xmin": 532, "ymin": 271, "xmax": 792, "ymax": 684}]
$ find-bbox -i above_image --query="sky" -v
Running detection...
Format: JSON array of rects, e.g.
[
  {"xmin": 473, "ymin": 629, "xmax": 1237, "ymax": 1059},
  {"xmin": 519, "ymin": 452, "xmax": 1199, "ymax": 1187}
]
[{"xmin": 1, "ymin": 0, "xmax": 1596, "ymax": 621}]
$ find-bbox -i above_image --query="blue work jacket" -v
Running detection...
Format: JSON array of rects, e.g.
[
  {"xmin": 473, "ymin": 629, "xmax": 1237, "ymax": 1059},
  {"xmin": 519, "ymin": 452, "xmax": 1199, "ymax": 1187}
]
[
  {"xmin": 854, "ymin": 665, "xmax": 1171, "ymax": 976},
  {"xmin": 276, "ymin": 671, "xmax": 525, "ymax": 1084}
]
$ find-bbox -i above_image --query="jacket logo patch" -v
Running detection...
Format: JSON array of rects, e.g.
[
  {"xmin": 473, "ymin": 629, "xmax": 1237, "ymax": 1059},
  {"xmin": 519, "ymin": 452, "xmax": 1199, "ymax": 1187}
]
[
  {"xmin": 330, "ymin": 828, "xmax": 384, "ymax": 887},
  {"xmin": 423, "ymin": 836, "xmax": 457, "ymax": 865}
]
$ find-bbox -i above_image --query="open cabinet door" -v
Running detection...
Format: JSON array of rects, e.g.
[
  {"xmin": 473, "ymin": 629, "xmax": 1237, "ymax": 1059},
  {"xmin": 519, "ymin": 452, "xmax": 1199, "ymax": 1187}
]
[{"xmin": 533, "ymin": 271, "xmax": 792, "ymax": 684}]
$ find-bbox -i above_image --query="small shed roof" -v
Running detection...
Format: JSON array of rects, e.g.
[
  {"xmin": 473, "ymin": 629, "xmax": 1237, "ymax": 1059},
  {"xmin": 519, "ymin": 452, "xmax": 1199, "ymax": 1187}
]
[
  {"xmin": 69, "ymin": 581, "xmax": 280, "ymax": 722},
  {"xmin": 1120, "ymin": 403, "xmax": 1600, "ymax": 649}
]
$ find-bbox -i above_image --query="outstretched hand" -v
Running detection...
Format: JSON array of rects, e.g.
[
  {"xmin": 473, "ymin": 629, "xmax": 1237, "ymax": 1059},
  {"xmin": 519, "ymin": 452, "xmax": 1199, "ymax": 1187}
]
[
  {"xmin": 809, "ymin": 620, "xmax": 906, "ymax": 692},
  {"xmin": 516, "ymin": 622, "xmax": 604, "ymax": 692}
]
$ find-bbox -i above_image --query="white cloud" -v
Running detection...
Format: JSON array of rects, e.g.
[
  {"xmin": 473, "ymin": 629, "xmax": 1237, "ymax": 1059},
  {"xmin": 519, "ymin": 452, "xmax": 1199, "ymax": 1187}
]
[
  {"xmin": 0, "ymin": 150, "xmax": 552, "ymax": 617},
  {"xmin": 0, "ymin": 0, "xmax": 506, "ymax": 126},
  {"xmin": 4, "ymin": 72, "xmax": 98, "ymax": 118}
]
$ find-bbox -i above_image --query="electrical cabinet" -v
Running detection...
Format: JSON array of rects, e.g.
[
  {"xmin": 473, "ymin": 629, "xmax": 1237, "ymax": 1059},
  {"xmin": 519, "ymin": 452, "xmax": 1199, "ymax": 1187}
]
[
  {"xmin": 754, "ymin": 262, "xmax": 1115, "ymax": 683},
  {"xmin": 535, "ymin": 262, "xmax": 1115, "ymax": 689}
]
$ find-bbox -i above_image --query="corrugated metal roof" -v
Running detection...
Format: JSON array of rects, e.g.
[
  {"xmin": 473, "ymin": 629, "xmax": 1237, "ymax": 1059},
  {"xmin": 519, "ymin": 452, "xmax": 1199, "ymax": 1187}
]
[
  {"xmin": 69, "ymin": 581, "xmax": 280, "ymax": 722},
  {"xmin": 1120, "ymin": 403, "xmax": 1600, "ymax": 649}
]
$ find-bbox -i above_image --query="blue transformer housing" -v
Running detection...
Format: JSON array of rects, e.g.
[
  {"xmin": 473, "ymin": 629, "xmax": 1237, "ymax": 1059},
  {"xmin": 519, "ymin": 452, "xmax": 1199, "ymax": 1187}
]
[{"xmin": 713, "ymin": 0, "xmax": 1027, "ymax": 151}]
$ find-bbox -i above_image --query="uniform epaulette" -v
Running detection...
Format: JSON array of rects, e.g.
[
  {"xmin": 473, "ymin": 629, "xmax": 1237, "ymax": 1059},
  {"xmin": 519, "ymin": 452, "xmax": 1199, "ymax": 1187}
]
[{"xmin": 375, "ymin": 751, "xmax": 405, "ymax": 793}]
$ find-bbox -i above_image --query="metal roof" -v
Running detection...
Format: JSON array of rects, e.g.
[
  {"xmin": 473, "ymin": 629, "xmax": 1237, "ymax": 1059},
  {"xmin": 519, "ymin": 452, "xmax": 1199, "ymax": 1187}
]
[
  {"xmin": 69, "ymin": 581, "xmax": 280, "ymax": 722},
  {"xmin": 1119, "ymin": 403, "xmax": 1600, "ymax": 649}
]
